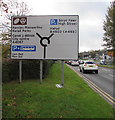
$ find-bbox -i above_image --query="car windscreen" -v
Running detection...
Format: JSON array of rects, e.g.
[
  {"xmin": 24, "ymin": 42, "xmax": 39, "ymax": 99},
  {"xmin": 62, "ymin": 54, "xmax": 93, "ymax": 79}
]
[{"xmin": 85, "ymin": 62, "xmax": 94, "ymax": 64}]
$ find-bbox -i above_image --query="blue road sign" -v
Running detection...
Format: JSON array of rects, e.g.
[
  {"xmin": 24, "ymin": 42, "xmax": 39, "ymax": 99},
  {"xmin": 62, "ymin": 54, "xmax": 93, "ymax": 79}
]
[
  {"xmin": 12, "ymin": 45, "xmax": 36, "ymax": 52},
  {"xmin": 50, "ymin": 19, "xmax": 58, "ymax": 25}
]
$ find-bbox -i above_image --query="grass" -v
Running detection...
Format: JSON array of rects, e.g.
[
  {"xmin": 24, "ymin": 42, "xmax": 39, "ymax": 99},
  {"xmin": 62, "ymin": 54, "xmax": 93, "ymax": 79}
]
[
  {"xmin": 0, "ymin": 46, "xmax": 1, "ymax": 62},
  {"xmin": 2, "ymin": 63, "xmax": 114, "ymax": 118},
  {"xmin": 98, "ymin": 64, "xmax": 115, "ymax": 69},
  {"xmin": 93, "ymin": 60, "xmax": 115, "ymax": 69}
]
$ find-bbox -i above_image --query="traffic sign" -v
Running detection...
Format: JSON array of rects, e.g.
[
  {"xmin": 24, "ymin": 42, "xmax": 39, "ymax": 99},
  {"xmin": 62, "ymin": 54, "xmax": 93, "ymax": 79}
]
[{"xmin": 11, "ymin": 15, "xmax": 79, "ymax": 59}]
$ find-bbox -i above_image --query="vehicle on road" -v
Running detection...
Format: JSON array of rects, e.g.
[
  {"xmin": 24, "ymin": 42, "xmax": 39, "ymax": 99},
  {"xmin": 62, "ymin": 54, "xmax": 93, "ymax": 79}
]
[
  {"xmin": 100, "ymin": 60, "xmax": 107, "ymax": 65},
  {"xmin": 67, "ymin": 60, "xmax": 73, "ymax": 65},
  {"xmin": 70, "ymin": 60, "xmax": 79, "ymax": 66},
  {"xmin": 78, "ymin": 59, "xmax": 84, "ymax": 64},
  {"xmin": 79, "ymin": 60, "xmax": 98, "ymax": 73}
]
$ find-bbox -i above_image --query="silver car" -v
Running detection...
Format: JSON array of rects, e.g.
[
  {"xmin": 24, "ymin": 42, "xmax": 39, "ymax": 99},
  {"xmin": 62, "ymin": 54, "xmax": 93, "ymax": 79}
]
[{"xmin": 79, "ymin": 61, "xmax": 98, "ymax": 74}]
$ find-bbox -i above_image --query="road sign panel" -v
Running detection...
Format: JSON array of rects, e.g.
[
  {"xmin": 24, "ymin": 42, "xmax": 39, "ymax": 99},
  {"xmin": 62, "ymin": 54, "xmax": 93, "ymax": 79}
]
[{"xmin": 11, "ymin": 15, "xmax": 79, "ymax": 59}]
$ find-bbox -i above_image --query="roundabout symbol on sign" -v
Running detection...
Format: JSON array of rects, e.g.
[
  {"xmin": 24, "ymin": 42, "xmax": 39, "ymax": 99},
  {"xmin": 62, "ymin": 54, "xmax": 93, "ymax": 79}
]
[{"xmin": 36, "ymin": 33, "xmax": 54, "ymax": 59}]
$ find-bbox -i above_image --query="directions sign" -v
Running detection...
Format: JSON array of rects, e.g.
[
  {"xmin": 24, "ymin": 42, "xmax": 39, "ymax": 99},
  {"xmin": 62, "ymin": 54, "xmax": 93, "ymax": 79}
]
[
  {"xmin": 11, "ymin": 15, "xmax": 79, "ymax": 59},
  {"xmin": 12, "ymin": 45, "xmax": 36, "ymax": 52}
]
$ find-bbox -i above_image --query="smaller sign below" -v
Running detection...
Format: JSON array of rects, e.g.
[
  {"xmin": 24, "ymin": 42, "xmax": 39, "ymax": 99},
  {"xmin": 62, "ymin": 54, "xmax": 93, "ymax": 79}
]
[{"xmin": 12, "ymin": 45, "xmax": 36, "ymax": 52}]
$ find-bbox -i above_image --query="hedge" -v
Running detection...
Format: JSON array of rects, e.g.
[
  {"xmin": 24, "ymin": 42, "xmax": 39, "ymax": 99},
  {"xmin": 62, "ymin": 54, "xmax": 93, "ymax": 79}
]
[{"xmin": 2, "ymin": 59, "xmax": 54, "ymax": 83}]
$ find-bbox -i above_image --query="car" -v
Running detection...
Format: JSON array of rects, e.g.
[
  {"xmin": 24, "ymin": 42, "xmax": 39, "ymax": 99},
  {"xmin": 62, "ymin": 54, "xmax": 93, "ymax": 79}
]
[
  {"xmin": 79, "ymin": 61, "xmax": 98, "ymax": 74},
  {"xmin": 78, "ymin": 60, "xmax": 84, "ymax": 64},
  {"xmin": 70, "ymin": 60, "xmax": 79, "ymax": 66},
  {"xmin": 68, "ymin": 60, "xmax": 73, "ymax": 65},
  {"xmin": 65, "ymin": 60, "xmax": 68, "ymax": 63},
  {"xmin": 100, "ymin": 60, "xmax": 107, "ymax": 65}
]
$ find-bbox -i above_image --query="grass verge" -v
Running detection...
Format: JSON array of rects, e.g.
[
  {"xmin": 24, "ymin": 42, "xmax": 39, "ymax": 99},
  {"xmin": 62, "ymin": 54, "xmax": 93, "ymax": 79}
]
[
  {"xmin": 2, "ymin": 63, "xmax": 114, "ymax": 118},
  {"xmin": 98, "ymin": 65, "xmax": 115, "ymax": 69}
]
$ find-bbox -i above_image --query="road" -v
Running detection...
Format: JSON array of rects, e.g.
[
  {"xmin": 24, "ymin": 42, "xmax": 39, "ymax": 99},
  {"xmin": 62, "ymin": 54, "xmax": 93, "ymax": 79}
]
[
  {"xmin": 68, "ymin": 65, "xmax": 114, "ymax": 105},
  {"xmin": 0, "ymin": 61, "xmax": 1, "ymax": 85},
  {"xmin": 0, "ymin": 60, "xmax": 2, "ymax": 119}
]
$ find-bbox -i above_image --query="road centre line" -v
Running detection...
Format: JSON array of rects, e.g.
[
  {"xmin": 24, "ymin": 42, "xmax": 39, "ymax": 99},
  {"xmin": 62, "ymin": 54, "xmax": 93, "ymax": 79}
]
[
  {"xmin": 67, "ymin": 64, "xmax": 115, "ymax": 105},
  {"xmin": 109, "ymin": 74, "xmax": 115, "ymax": 77},
  {"xmin": 101, "ymin": 68, "xmax": 111, "ymax": 72}
]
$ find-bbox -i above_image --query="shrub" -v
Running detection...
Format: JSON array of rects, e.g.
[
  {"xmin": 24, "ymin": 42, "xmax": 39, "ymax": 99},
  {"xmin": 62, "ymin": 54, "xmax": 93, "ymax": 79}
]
[{"xmin": 2, "ymin": 59, "xmax": 54, "ymax": 83}]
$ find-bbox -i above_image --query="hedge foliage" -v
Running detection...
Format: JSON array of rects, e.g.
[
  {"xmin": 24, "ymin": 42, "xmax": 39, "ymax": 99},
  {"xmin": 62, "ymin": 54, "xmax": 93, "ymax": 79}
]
[{"xmin": 2, "ymin": 59, "xmax": 54, "ymax": 83}]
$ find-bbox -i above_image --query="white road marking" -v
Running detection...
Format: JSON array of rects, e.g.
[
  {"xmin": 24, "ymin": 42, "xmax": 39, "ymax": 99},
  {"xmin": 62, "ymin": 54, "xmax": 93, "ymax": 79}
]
[
  {"xmin": 67, "ymin": 65, "xmax": 115, "ymax": 106},
  {"xmin": 101, "ymin": 68, "xmax": 111, "ymax": 72},
  {"xmin": 109, "ymin": 74, "xmax": 115, "ymax": 77}
]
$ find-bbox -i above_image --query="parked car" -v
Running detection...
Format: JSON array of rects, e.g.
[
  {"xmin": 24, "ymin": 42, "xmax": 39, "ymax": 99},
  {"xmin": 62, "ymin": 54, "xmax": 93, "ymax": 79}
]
[
  {"xmin": 100, "ymin": 60, "xmax": 107, "ymax": 65},
  {"xmin": 79, "ymin": 61, "xmax": 98, "ymax": 74},
  {"xmin": 70, "ymin": 60, "xmax": 79, "ymax": 66}
]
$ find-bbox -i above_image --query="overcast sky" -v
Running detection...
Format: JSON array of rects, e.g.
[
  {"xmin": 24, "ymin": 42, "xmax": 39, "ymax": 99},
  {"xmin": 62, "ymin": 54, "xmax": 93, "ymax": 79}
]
[{"xmin": 19, "ymin": 0, "xmax": 113, "ymax": 52}]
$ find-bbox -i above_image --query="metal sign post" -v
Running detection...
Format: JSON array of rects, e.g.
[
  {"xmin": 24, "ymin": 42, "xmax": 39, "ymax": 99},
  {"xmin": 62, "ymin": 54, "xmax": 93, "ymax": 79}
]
[
  {"xmin": 61, "ymin": 60, "xmax": 64, "ymax": 86},
  {"xmin": 11, "ymin": 15, "xmax": 79, "ymax": 86},
  {"xmin": 56, "ymin": 60, "xmax": 64, "ymax": 88},
  {"xmin": 40, "ymin": 60, "xmax": 43, "ymax": 83},
  {"xmin": 19, "ymin": 60, "xmax": 22, "ymax": 83}
]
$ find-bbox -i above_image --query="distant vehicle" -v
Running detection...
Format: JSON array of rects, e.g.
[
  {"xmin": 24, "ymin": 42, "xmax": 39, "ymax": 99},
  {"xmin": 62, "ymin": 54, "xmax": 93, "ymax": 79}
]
[
  {"xmin": 79, "ymin": 61, "xmax": 98, "ymax": 74},
  {"xmin": 100, "ymin": 60, "xmax": 107, "ymax": 65},
  {"xmin": 65, "ymin": 60, "xmax": 68, "ymax": 63},
  {"xmin": 68, "ymin": 60, "xmax": 73, "ymax": 65},
  {"xmin": 93, "ymin": 58, "xmax": 99, "ymax": 60},
  {"xmin": 79, "ymin": 60, "xmax": 84, "ymax": 64},
  {"xmin": 70, "ymin": 60, "xmax": 79, "ymax": 66}
]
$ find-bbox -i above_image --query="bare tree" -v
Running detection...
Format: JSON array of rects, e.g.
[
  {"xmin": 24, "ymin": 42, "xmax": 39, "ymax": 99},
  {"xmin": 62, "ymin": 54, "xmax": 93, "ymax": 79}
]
[
  {"xmin": 0, "ymin": 0, "xmax": 31, "ymax": 32},
  {"xmin": 0, "ymin": 0, "xmax": 8, "ymax": 13},
  {"xmin": 0, "ymin": 0, "xmax": 31, "ymax": 58}
]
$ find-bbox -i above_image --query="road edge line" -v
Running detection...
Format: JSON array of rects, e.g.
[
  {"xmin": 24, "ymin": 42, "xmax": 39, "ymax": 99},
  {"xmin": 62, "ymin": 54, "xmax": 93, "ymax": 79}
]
[{"xmin": 66, "ymin": 64, "xmax": 115, "ymax": 107}]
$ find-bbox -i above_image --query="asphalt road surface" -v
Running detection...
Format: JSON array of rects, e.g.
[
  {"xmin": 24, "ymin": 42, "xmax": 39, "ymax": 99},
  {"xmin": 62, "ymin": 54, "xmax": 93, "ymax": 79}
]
[
  {"xmin": 70, "ymin": 65, "xmax": 114, "ymax": 98},
  {"xmin": 0, "ymin": 61, "xmax": 1, "ymax": 85}
]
